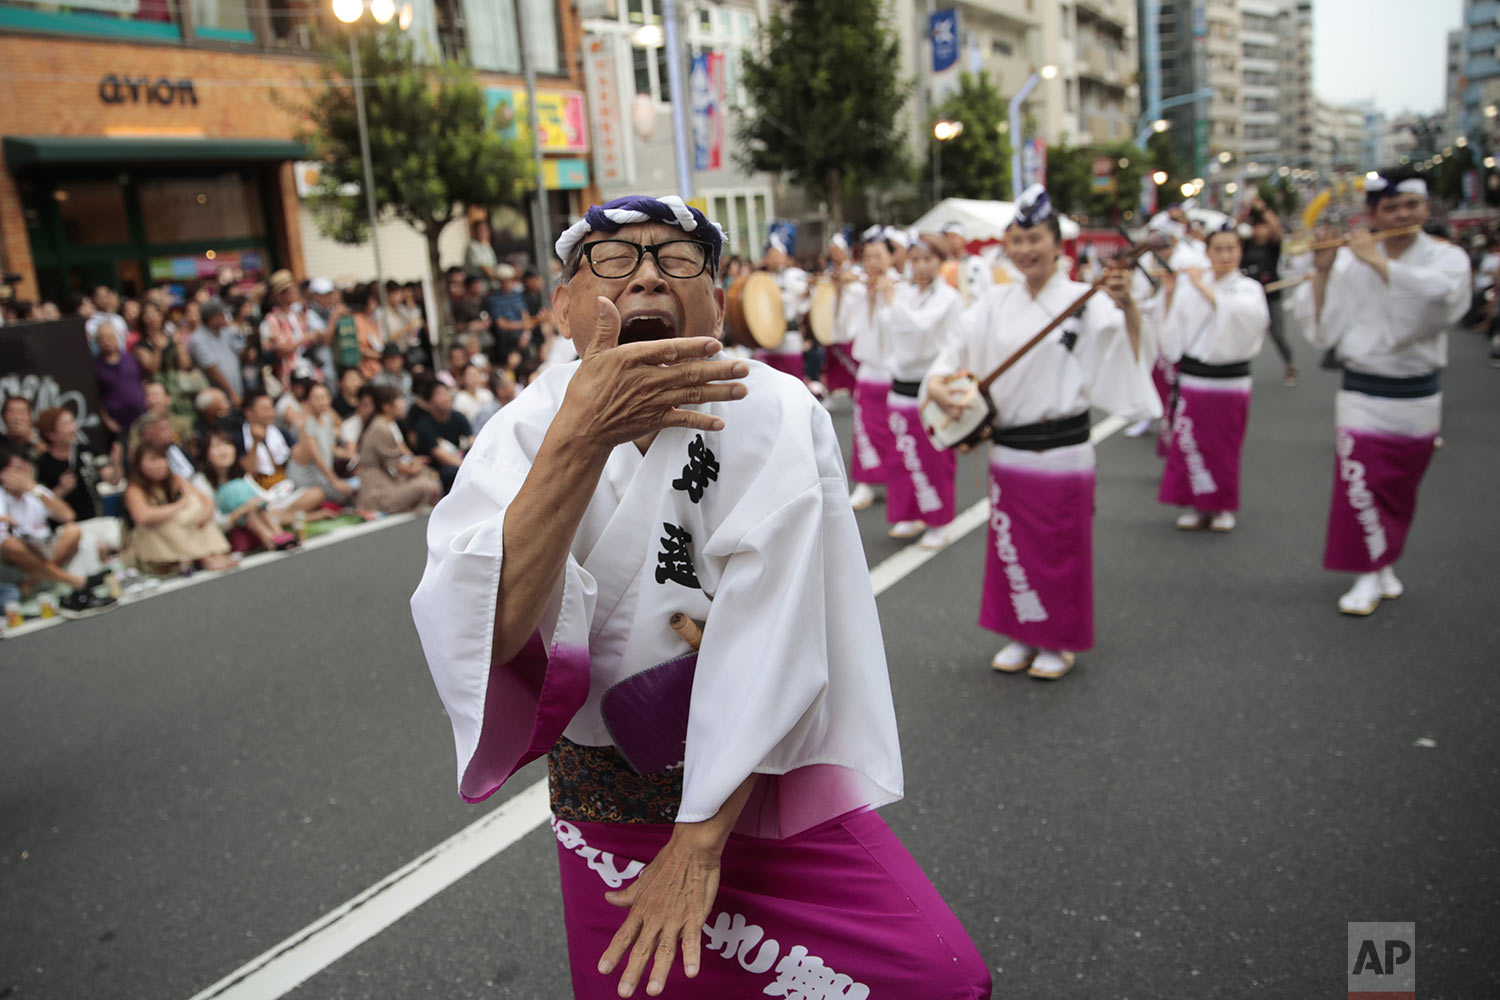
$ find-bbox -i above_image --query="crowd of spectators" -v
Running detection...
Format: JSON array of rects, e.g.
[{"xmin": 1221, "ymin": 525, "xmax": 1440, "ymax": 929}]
[{"xmin": 1, "ymin": 248, "xmax": 561, "ymax": 626}]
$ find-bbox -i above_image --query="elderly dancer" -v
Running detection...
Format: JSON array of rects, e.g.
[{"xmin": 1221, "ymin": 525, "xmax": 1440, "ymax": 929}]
[
  {"xmin": 1292, "ymin": 174, "xmax": 1468, "ymax": 616},
  {"xmin": 880, "ymin": 234, "xmax": 963, "ymax": 547},
  {"xmin": 840, "ymin": 231, "xmax": 901, "ymax": 511},
  {"xmin": 1155, "ymin": 223, "xmax": 1269, "ymax": 532},
  {"xmin": 410, "ymin": 195, "xmax": 991, "ymax": 1000},
  {"xmin": 923, "ymin": 186, "xmax": 1158, "ymax": 680}
]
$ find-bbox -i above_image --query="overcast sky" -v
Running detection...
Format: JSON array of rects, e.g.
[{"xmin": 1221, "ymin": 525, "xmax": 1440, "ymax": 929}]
[{"xmin": 1313, "ymin": 0, "xmax": 1463, "ymax": 116}]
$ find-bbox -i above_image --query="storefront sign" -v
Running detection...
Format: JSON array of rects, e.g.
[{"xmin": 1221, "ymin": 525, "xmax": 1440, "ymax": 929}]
[
  {"xmin": 98, "ymin": 75, "xmax": 198, "ymax": 106},
  {"xmin": 541, "ymin": 158, "xmax": 590, "ymax": 190},
  {"xmin": 584, "ymin": 35, "xmax": 629, "ymax": 184},
  {"xmin": 0, "ymin": 318, "xmax": 107, "ymax": 454},
  {"xmin": 485, "ymin": 88, "xmax": 589, "ymax": 154}
]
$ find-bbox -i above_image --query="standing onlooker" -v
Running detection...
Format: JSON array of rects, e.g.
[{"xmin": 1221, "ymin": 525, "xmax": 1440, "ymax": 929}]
[
  {"xmin": 411, "ymin": 381, "xmax": 471, "ymax": 495},
  {"xmin": 34, "ymin": 407, "xmax": 104, "ymax": 522},
  {"xmin": 1239, "ymin": 198, "xmax": 1296, "ymax": 386},
  {"xmin": 351, "ymin": 284, "xmax": 385, "ymax": 379},
  {"xmin": 133, "ymin": 301, "xmax": 172, "ymax": 378},
  {"xmin": 84, "ymin": 284, "xmax": 128, "ymax": 355},
  {"xmin": 259, "ymin": 270, "xmax": 308, "ymax": 386},
  {"xmin": 465, "ymin": 217, "xmax": 499, "ymax": 290},
  {"xmin": 188, "ymin": 300, "xmax": 244, "ymax": 407},
  {"xmin": 162, "ymin": 336, "xmax": 209, "ymax": 433},
  {"xmin": 354, "ymin": 385, "xmax": 440, "ymax": 513},
  {"xmin": 301, "ymin": 277, "xmax": 343, "ymax": 384},
  {"xmin": 93, "ymin": 327, "xmax": 147, "ymax": 442}
]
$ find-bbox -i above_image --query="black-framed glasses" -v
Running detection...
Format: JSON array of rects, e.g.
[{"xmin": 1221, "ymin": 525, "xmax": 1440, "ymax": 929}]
[{"xmin": 581, "ymin": 239, "xmax": 713, "ymax": 280}]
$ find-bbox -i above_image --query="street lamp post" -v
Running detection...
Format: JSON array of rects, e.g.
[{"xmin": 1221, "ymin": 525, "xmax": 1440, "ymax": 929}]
[
  {"xmin": 510, "ymin": 0, "xmax": 554, "ymax": 298},
  {"xmin": 932, "ymin": 120, "xmax": 963, "ymax": 204},
  {"xmin": 334, "ymin": 0, "xmax": 413, "ymax": 321},
  {"xmin": 1009, "ymin": 65, "xmax": 1057, "ymax": 199},
  {"xmin": 1133, "ymin": 87, "xmax": 1215, "ymax": 149}
]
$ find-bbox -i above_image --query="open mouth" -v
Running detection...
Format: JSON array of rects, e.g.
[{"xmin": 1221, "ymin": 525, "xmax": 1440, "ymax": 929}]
[{"xmin": 620, "ymin": 312, "xmax": 678, "ymax": 344}]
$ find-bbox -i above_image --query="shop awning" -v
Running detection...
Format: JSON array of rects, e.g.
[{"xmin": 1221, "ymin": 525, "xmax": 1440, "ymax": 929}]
[{"xmin": 4, "ymin": 136, "xmax": 310, "ymax": 170}]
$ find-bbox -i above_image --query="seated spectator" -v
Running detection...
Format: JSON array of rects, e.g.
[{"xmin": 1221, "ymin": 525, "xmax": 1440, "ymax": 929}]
[
  {"xmin": 192, "ymin": 388, "xmax": 240, "ymax": 444},
  {"xmin": 188, "ymin": 300, "xmax": 244, "ymax": 408},
  {"xmin": 286, "ymin": 383, "xmax": 354, "ymax": 505},
  {"xmin": 348, "ymin": 284, "xmax": 384, "ymax": 379},
  {"xmin": 447, "ymin": 266, "xmax": 488, "ymax": 345},
  {"xmin": 412, "ymin": 380, "xmax": 471, "ymax": 494},
  {"xmin": 370, "ymin": 344, "xmax": 412, "ymax": 401},
  {"xmin": 127, "ymin": 380, "xmax": 177, "ymax": 452},
  {"xmin": 0, "ymin": 443, "xmax": 115, "ymax": 617},
  {"xmin": 444, "ymin": 344, "xmax": 470, "ymax": 388},
  {"xmin": 355, "ymin": 385, "xmax": 439, "ymax": 514},
  {"xmin": 332, "ymin": 368, "xmax": 364, "ymax": 420},
  {"xmin": 239, "ymin": 390, "xmax": 327, "ymax": 515},
  {"xmin": 161, "ymin": 345, "xmax": 208, "ymax": 438},
  {"xmin": 335, "ymin": 383, "xmax": 375, "ymax": 477},
  {"xmin": 35, "ymin": 407, "xmax": 109, "ymax": 523},
  {"xmin": 121, "ymin": 442, "xmax": 235, "ymax": 573},
  {"xmin": 451, "ymin": 362, "xmax": 495, "ymax": 426},
  {"xmin": 93, "ymin": 326, "xmax": 147, "ymax": 442},
  {"xmin": 201, "ymin": 430, "xmax": 297, "ymax": 552},
  {"xmin": 276, "ymin": 363, "xmax": 318, "ymax": 427},
  {"xmin": 3, "ymin": 395, "xmax": 39, "ymax": 462}
]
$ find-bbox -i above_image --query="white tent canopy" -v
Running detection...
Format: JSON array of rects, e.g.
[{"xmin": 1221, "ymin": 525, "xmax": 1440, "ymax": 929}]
[
  {"xmin": 1145, "ymin": 206, "xmax": 1233, "ymax": 235},
  {"xmin": 908, "ymin": 197, "xmax": 1082, "ymax": 242}
]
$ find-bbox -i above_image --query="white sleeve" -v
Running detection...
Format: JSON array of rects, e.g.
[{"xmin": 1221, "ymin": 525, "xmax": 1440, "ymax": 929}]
[
  {"xmin": 1078, "ymin": 296, "xmax": 1162, "ymax": 421},
  {"xmin": 409, "ymin": 377, "xmax": 598, "ymax": 803},
  {"xmin": 1219, "ymin": 277, "xmax": 1270, "ymax": 358},
  {"xmin": 1384, "ymin": 249, "xmax": 1471, "ymax": 352},
  {"xmin": 1292, "ymin": 252, "xmax": 1355, "ymax": 351}
]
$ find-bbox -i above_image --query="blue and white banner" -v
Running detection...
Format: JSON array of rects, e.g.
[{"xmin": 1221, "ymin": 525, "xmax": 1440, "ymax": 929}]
[{"xmin": 930, "ymin": 9, "xmax": 959, "ymax": 74}]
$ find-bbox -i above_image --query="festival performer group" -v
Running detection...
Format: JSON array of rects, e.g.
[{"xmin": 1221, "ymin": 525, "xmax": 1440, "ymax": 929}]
[{"xmin": 408, "ymin": 172, "xmax": 1464, "ymax": 995}]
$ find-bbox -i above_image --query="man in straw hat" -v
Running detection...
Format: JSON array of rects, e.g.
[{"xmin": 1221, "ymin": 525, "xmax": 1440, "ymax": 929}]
[
  {"xmin": 1291, "ymin": 171, "xmax": 1469, "ymax": 616},
  {"xmin": 411, "ymin": 195, "xmax": 990, "ymax": 999}
]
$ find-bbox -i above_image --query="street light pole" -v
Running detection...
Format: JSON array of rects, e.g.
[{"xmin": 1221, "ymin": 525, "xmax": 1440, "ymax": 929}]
[
  {"xmin": 348, "ymin": 34, "xmax": 390, "ymax": 322},
  {"xmin": 661, "ymin": 0, "xmax": 694, "ymax": 199},
  {"xmin": 1134, "ymin": 87, "xmax": 1215, "ymax": 149},
  {"xmin": 1009, "ymin": 66, "xmax": 1055, "ymax": 199},
  {"xmin": 511, "ymin": 0, "xmax": 554, "ymax": 297}
]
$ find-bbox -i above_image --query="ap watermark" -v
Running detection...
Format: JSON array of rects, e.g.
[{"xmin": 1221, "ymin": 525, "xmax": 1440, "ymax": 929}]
[{"xmin": 1348, "ymin": 922, "xmax": 1415, "ymax": 999}]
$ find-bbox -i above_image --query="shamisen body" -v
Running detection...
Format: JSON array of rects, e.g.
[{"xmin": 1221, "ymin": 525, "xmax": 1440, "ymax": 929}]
[
  {"xmin": 409, "ymin": 195, "xmax": 990, "ymax": 1000},
  {"xmin": 921, "ymin": 184, "xmax": 1160, "ymax": 681}
]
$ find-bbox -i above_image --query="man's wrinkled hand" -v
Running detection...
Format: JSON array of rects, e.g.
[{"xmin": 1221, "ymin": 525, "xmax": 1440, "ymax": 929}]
[
  {"xmin": 560, "ymin": 297, "xmax": 747, "ymax": 452},
  {"xmin": 597, "ymin": 836, "xmax": 721, "ymax": 997}
]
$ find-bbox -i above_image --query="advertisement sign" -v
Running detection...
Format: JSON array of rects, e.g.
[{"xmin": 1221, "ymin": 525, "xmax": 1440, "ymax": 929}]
[
  {"xmin": 691, "ymin": 51, "xmax": 725, "ymax": 172},
  {"xmin": 930, "ymin": 9, "xmax": 959, "ymax": 73},
  {"xmin": 0, "ymin": 318, "xmax": 107, "ymax": 455},
  {"xmin": 1024, "ymin": 138, "xmax": 1048, "ymax": 190},
  {"xmin": 485, "ymin": 88, "xmax": 590, "ymax": 153},
  {"xmin": 583, "ymin": 35, "xmax": 629, "ymax": 184}
]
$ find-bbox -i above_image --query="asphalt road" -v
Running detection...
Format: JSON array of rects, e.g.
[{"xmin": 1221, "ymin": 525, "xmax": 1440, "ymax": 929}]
[{"xmin": 3, "ymin": 330, "xmax": 1497, "ymax": 1000}]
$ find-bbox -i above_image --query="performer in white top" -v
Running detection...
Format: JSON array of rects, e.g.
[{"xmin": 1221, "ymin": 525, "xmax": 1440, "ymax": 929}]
[
  {"xmin": 819, "ymin": 232, "xmax": 860, "ymax": 400},
  {"xmin": 1154, "ymin": 222, "xmax": 1270, "ymax": 531},
  {"xmin": 410, "ymin": 195, "xmax": 990, "ymax": 1000},
  {"xmin": 838, "ymin": 233, "xmax": 901, "ymax": 511},
  {"xmin": 885, "ymin": 226, "xmax": 911, "ymax": 279},
  {"xmin": 1128, "ymin": 214, "xmax": 1212, "ymax": 446},
  {"xmin": 1291, "ymin": 174, "xmax": 1469, "ymax": 616},
  {"xmin": 922, "ymin": 186, "xmax": 1159, "ymax": 680},
  {"xmin": 939, "ymin": 222, "xmax": 995, "ymax": 306},
  {"xmin": 875, "ymin": 233, "xmax": 963, "ymax": 547},
  {"xmin": 755, "ymin": 234, "xmax": 810, "ymax": 385}
]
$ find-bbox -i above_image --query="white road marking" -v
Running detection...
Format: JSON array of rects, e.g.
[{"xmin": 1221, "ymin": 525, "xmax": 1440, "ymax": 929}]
[
  {"xmin": 182, "ymin": 414, "xmax": 1132, "ymax": 999},
  {"xmin": 187, "ymin": 781, "xmax": 551, "ymax": 1000}
]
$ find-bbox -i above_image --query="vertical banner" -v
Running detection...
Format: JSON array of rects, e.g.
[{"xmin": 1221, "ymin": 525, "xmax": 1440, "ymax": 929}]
[
  {"xmin": 691, "ymin": 51, "xmax": 725, "ymax": 172},
  {"xmin": 1141, "ymin": 173, "xmax": 1158, "ymax": 217},
  {"xmin": 1024, "ymin": 138, "xmax": 1048, "ymax": 190},
  {"xmin": 584, "ymin": 34, "xmax": 629, "ymax": 185},
  {"xmin": 930, "ymin": 9, "xmax": 959, "ymax": 74}
]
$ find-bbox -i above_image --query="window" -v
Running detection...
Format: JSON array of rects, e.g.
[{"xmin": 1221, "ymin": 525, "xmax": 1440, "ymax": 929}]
[
  {"xmin": 459, "ymin": 0, "xmax": 561, "ymax": 73},
  {"xmin": 0, "ymin": 0, "xmax": 184, "ymax": 40},
  {"xmin": 54, "ymin": 181, "xmax": 131, "ymax": 247},
  {"xmin": 139, "ymin": 171, "xmax": 265, "ymax": 244},
  {"xmin": 992, "ymin": 38, "xmax": 1012, "ymax": 56}
]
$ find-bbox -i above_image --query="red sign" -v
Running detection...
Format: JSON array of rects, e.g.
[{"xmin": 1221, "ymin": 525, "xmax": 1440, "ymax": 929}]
[{"xmin": 1092, "ymin": 156, "xmax": 1114, "ymax": 177}]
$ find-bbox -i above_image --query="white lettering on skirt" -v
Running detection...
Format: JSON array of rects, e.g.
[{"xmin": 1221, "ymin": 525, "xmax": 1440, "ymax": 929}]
[
  {"xmin": 553, "ymin": 817, "xmax": 871, "ymax": 997},
  {"xmin": 989, "ymin": 480, "xmax": 1049, "ymax": 624},
  {"xmin": 851, "ymin": 393, "xmax": 881, "ymax": 472},
  {"xmin": 1174, "ymin": 411, "xmax": 1218, "ymax": 496},
  {"xmin": 889, "ymin": 410, "xmax": 942, "ymax": 513},
  {"xmin": 1336, "ymin": 429, "xmax": 1388, "ymax": 562}
]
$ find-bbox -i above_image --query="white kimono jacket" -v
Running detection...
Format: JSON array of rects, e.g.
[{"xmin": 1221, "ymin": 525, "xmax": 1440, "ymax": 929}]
[
  {"xmin": 410, "ymin": 360, "xmax": 902, "ymax": 839},
  {"xmin": 877, "ymin": 279, "xmax": 962, "ymax": 383},
  {"xmin": 1291, "ymin": 233, "xmax": 1470, "ymax": 377},
  {"xmin": 837, "ymin": 272, "xmax": 899, "ymax": 380},
  {"xmin": 920, "ymin": 269, "xmax": 1161, "ymax": 429},
  {"xmin": 1156, "ymin": 270, "xmax": 1270, "ymax": 365}
]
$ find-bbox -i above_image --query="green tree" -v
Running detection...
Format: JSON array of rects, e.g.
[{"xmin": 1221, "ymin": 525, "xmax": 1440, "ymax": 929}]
[
  {"xmin": 1255, "ymin": 176, "xmax": 1298, "ymax": 218},
  {"xmin": 923, "ymin": 72, "xmax": 1013, "ymax": 200},
  {"xmin": 1045, "ymin": 140, "xmax": 1149, "ymax": 223},
  {"xmin": 736, "ymin": 0, "xmax": 913, "ymax": 227},
  {"xmin": 291, "ymin": 24, "xmax": 533, "ymax": 344}
]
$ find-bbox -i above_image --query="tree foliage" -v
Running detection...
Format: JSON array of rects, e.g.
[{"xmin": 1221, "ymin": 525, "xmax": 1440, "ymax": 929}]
[
  {"xmin": 290, "ymin": 24, "xmax": 533, "ymax": 341},
  {"xmin": 922, "ymin": 72, "xmax": 1013, "ymax": 201},
  {"xmin": 736, "ymin": 0, "xmax": 913, "ymax": 226},
  {"xmin": 1045, "ymin": 140, "xmax": 1149, "ymax": 223}
]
